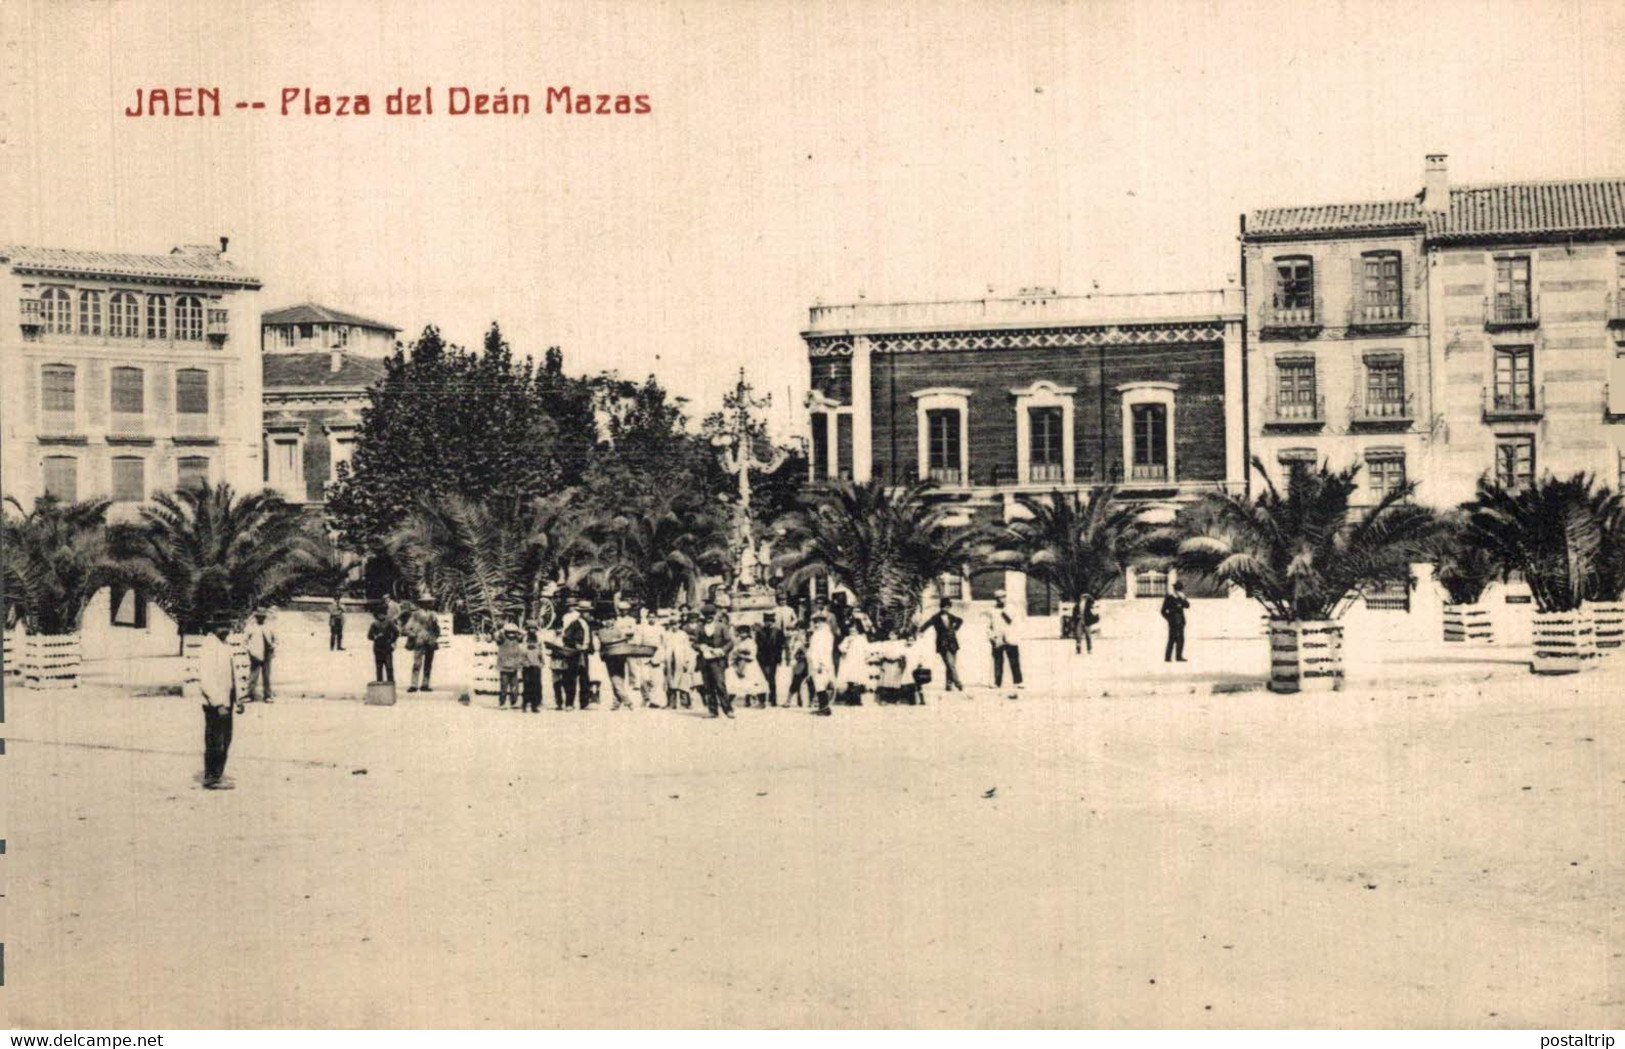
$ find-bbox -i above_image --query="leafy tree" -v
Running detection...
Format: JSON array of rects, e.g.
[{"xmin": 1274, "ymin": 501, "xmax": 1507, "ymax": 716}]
[
  {"xmin": 578, "ymin": 488, "xmax": 731, "ymax": 609},
  {"xmin": 775, "ymin": 479, "xmax": 986, "ymax": 637},
  {"xmin": 1157, "ymin": 458, "xmax": 1440, "ymax": 621},
  {"xmin": 2, "ymin": 496, "xmax": 124, "ymax": 635},
  {"xmin": 119, "ymin": 483, "xmax": 318, "ymax": 640},
  {"xmin": 985, "ymin": 488, "xmax": 1154, "ymax": 605},
  {"xmin": 1461, "ymin": 473, "xmax": 1622, "ymax": 613},
  {"xmin": 326, "ymin": 324, "xmax": 565, "ymax": 552}
]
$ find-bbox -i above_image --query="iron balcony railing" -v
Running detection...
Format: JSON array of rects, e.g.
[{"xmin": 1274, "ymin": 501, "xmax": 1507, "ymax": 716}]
[
  {"xmin": 1481, "ymin": 383, "xmax": 1543, "ymax": 422},
  {"xmin": 1349, "ymin": 391, "xmax": 1415, "ymax": 425},
  {"xmin": 1348, "ymin": 298, "xmax": 1416, "ymax": 331},
  {"xmin": 206, "ymin": 308, "xmax": 230, "ymax": 341},
  {"xmin": 1484, "ymin": 294, "xmax": 1540, "ymax": 330},
  {"xmin": 19, "ymin": 297, "xmax": 42, "ymax": 332},
  {"xmin": 1263, "ymin": 393, "xmax": 1326, "ymax": 427},
  {"xmin": 1259, "ymin": 295, "xmax": 1325, "ymax": 335},
  {"xmin": 1607, "ymin": 291, "xmax": 1625, "ymax": 329}
]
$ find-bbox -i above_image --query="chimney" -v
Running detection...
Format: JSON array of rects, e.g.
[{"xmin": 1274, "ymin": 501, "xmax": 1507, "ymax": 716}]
[
  {"xmin": 1422, "ymin": 154, "xmax": 1449, "ymax": 212},
  {"xmin": 330, "ymin": 349, "xmax": 344, "ymax": 374},
  {"xmin": 219, "ymin": 235, "xmax": 230, "ymax": 254}
]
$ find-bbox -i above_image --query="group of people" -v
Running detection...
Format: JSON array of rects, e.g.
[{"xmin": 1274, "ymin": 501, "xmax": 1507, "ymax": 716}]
[{"xmin": 366, "ymin": 597, "xmax": 444, "ymax": 692}]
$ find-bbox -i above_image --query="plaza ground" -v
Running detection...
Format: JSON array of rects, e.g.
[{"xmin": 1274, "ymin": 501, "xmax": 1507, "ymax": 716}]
[{"xmin": 4, "ymin": 627, "xmax": 1622, "ymax": 1028}]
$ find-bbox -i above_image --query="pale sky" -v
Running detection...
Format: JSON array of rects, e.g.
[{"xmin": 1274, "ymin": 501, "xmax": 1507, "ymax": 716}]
[{"xmin": 5, "ymin": 0, "xmax": 1623, "ymax": 434}]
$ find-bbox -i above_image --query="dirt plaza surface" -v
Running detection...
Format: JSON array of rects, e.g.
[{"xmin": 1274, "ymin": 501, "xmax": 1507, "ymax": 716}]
[{"xmin": 5, "ymin": 644, "xmax": 1622, "ymax": 1028}]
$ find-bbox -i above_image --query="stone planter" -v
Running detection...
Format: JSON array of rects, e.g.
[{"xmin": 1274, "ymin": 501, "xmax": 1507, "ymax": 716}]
[
  {"xmin": 1442, "ymin": 603, "xmax": 1493, "ymax": 644},
  {"xmin": 1531, "ymin": 608, "xmax": 1595, "ymax": 674},
  {"xmin": 1589, "ymin": 601, "xmax": 1624, "ymax": 653},
  {"xmin": 23, "ymin": 631, "xmax": 82, "ymax": 690},
  {"xmin": 1267, "ymin": 619, "xmax": 1344, "ymax": 693}
]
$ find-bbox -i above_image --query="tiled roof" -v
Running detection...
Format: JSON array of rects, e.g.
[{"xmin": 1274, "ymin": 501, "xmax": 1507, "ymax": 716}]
[
  {"xmin": 263, "ymin": 302, "xmax": 399, "ymax": 332},
  {"xmin": 1431, "ymin": 178, "xmax": 1625, "ymax": 239},
  {"xmin": 263, "ymin": 353, "xmax": 388, "ymax": 390},
  {"xmin": 1246, "ymin": 199, "xmax": 1423, "ymax": 237},
  {"xmin": 2, "ymin": 244, "xmax": 262, "ymax": 287}
]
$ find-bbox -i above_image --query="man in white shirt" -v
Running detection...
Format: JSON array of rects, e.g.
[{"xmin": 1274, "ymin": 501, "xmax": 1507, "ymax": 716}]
[
  {"xmin": 243, "ymin": 607, "xmax": 276, "ymax": 703},
  {"xmin": 198, "ymin": 622, "xmax": 241, "ymax": 790},
  {"xmin": 987, "ymin": 590, "xmax": 1024, "ymax": 690}
]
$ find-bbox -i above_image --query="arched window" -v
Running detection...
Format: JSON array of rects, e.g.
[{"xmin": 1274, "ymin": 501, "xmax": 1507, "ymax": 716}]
[
  {"xmin": 145, "ymin": 294, "xmax": 168, "ymax": 340},
  {"xmin": 174, "ymin": 295, "xmax": 203, "ymax": 340},
  {"xmin": 40, "ymin": 287, "xmax": 72, "ymax": 333},
  {"xmin": 109, "ymin": 292, "xmax": 140, "ymax": 337},
  {"xmin": 78, "ymin": 290, "xmax": 102, "ymax": 336}
]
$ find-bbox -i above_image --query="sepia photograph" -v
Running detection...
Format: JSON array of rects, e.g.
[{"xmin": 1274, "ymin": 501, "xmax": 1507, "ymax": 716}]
[{"xmin": 1, "ymin": 0, "xmax": 1622, "ymax": 1036}]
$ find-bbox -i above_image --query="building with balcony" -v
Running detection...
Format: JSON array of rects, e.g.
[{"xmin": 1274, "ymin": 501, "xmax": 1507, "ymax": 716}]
[
  {"xmin": 260, "ymin": 304, "xmax": 397, "ymax": 507},
  {"xmin": 2, "ymin": 240, "xmax": 263, "ymax": 654},
  {"xmin": 1244, "ymin": 155, "xmax": 1625, "ymax": 508},
  {"xmin": 802, "ymin": 288, "xmax": 1245, "ymax": 612}
]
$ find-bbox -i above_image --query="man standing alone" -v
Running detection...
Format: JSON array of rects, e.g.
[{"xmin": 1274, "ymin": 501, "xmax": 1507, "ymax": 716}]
[
  {"xmin": 198, "ymin": 621, "xmax": 241, "ymax": 790},
  {"xmin": 987, "ymin": 591, "xmax": 1023, "ymax": 690},
  {"xmin": 555, "ymin": 600, "xmax": 593, "ymax": 710},
  {"xmin": 1161, "ymin": 581, "xmax": 1190, "ymax": 662},
  {"xmin": 920, "ymin": 598, "xmax": 964, "ymax": 692},
  {"xmin": 328, "ymin": 598, "xmax": 345, "ymax": 651},
  {"xmin": 244, "ymin": 607, "xmax": 276, "ymax": 703},
  {"xmin": 368, "ymin": 606, "xmax": 399, "ymax": 684},
  {"xmin": 406, "ymin": 603, "xmax": 441, "ymax": 692}
]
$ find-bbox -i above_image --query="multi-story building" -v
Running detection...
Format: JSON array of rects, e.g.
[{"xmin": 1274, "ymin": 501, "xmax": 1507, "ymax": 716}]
[
  {"xmin": 1, "ymin": 240, "xmax": 262, "ymax": 653},
  {"xmin": 260, "ymin": 303, "xmax": 397, "ymax": 507},
  {"xmin": 1244, "ymin": 155, "xmax": 1625, "ymax": 507},
  {"xmin": 802, "ymin": 288, "xmax": 1245, "ymax": 613}
]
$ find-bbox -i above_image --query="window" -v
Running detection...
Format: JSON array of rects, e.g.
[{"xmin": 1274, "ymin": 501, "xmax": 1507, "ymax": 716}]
[
  {"xmin": 1029, "ymin": 406, "xmax": 1064, "ymax": 482},
  {"xmin": 336, "ymin": 326, "xmax": 349, "ymax": 348},
  {"xmin": 1130, "ymin": 404, "xmax": 1168, "ymax": 481},
  {"xmin": 78, "ymin": 290, "xmax": 102, "ymax": 335},
  {"xmin": 174, "ymin": 295, "xmax": 203, "ymax": 340},
  {"xmin": 109, "ymin": 292, "xmax": 140, "ymax": 337},
  {"xmin": 299, "ymin": 323, "xmax": 314, "ymax": 340},
  {"xmin": 1275, "ymin": 358, "xmax": 1318, "ymax": 419},
  {"xmin": 41, "ymin": 364, "xmax": 76, "ymax": 414},
  {"xmin": 1273, "ymin": 256, "xmax": 1315, "ymax": 312},
  {"xmin": 109, "ymin": 584, "xmax": 149, "ymax": 629},
  {"xmin": 145, "ymin": 294, "xmax": 168, "ymax": 339},
  {"xmin": 937, "ymin": 573, "xmax": 964, "ymax": 601},
  {"xmin": 1495, "ymin": 435, "xmax": 1535, "ymax": 490},
  {"xmin": 835, "ymin": 414, "xmax": 854, "ymax": 480},
  {"xmin": 280, "ymin": 327, "xmax": 297, "ymax": 349},
  {"xmin": 178, "ymin": 456, "xmax": 210, "ymax": 490},
  {"xmin": 1493, "ymin": 346, "xmax": 1535, "ymax": 412},
  {"xmin": 43, "ymin": 456, "xmax": 78, "ymax": 502},
  {"xmin": 267, "ymin": 436, "xmax": 303, "ymax": 501},
  {"xmin": 1493, "ymin": 256, "xmax": 1532, "ymax": 322},
  {"xmin": 329, "ymin": 436, "xmax": 356, "ymax": 484},
  {"xmin": 110, "ymin": 366, "xmax": 144, "ymax": 416},
  {"xmin": 176, "ymin": 368, "xmax": 209, "ymax": 415},
  {"xmin": 927, "ymin": 409, "xmax": 961, "ymax": 484},
  {"xmin": 1362, "ymin": 252, "xmax": 1403, "ymax": 316},
  {"xmin": 809, "ymin": 413, "xmax": 829, "ymax": 480},
  {"xmin": 1365, "ymin": 452, "xmax": 1406, "ymax": 501},
  {"xmin": 1364, "ymin": 358, "xmax": 1406, "ymax": 417},
  {"xmin": 111, "ymin": 456, "xmax": 145, "ymax": 503},
  {"xmin": 40, "ymin": 287, "xmax": 72, "ymax": 333}
]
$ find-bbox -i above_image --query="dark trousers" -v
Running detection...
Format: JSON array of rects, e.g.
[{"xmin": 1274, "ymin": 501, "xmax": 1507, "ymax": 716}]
[
  {"xmin": 556, "ymin": 656, "xmax": 589, "ymax": 708},
  {"xmin": 330, "ymin": 622, "xmax": 344, "ymax": 650},
  {"xmin": 202, "ymin": 704, "xmax": 234, "ymax": 783},
  {"xmin": 374, "ymin": 649, "xmax": 394, "ymax": 683},
  {"xmin": 787, "ymin": 661, "xmax": 809, "ymax": 706},
  {"xmin": 521, "ymin": 665, "xmax": 543, "ymax": 712},
  {"xmin": 1165, "ymin": 622, "xmax": 1186, "ymax": 661},
  {"xmin": 992, "ymin": 643, "xmax": 1023, "ymax": 687},
  {"xmin": 940, "ymin": 649, "xmax": 962, "ymax": 690},
  {"xmin": 700, "ymin": 658, "xmax": 732, "ymax": 715},
  {"xmin": 247, "ymin": 655, "xmax": 271, "ymax": 701},
  {"xmin": 759, "ymin": 656, "xmax": 781, "ymax": 705}
]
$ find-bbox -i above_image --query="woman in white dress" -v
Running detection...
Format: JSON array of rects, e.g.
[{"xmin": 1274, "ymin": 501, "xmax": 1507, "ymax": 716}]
[
  {"xmin": 835, "ymin": 617, "xmax": 872, "ymax": 705},
  {"xmin": 806, "ymin": 613, "xmax": 838, "ymax": 716},
  {"xmin": 725, "ymin": 625, "xmax": 770, "ymax": 707},
  {"xmin": 665, "ymin": 614, "xmax": 700, "ymax": 709}
]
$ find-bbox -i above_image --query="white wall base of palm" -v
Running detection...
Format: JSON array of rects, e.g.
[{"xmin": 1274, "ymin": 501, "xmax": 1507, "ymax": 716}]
[
  {"xmin": 21, "ymin": 631, "xmax": 82, "ymax": 690},
  {"xmin": 1531, "ymin": 609, "xmax": 1596, "ymax": 674},
  {"xmin": 1442, "ymin": 604, "xmax": 1493, "ymax": 644},
  {"xmin": 1589, "ymin": 601, "xmax": 1624, "ymax": 653},
  {"xmin": 1267, "ymin": 619, "xmax": 1344, "ymax": 693}
]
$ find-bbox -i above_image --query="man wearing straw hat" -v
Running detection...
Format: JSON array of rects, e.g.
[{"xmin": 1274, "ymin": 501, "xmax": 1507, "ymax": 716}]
[{"xmin": 243, "ymin": 606, "xmax": 276, "ymax": 703}]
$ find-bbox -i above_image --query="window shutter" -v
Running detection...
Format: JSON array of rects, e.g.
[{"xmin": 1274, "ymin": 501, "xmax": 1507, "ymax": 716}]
[{"xmin": 1611, "ymin": 346, "xmax": 1625, "ymax": 416}]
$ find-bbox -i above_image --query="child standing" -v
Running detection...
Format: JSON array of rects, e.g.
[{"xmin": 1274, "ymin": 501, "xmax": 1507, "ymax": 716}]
[
  {"xmin": 521, "ymin": 627, "xmax": 546, "ymax": 713},
  {"xmin": 496, "ymin": 621, "xmax": 526, "ymax": 709}
]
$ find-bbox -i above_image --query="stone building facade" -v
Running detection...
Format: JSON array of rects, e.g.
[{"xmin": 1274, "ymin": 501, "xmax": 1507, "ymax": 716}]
[{"xmin": 802, "ymin": 289, "xmax": 1245, "ymax": 613}]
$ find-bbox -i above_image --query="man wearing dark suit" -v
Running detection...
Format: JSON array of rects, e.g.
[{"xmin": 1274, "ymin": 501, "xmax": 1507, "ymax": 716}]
[
  {"xmin": 1161, "ymin": 581, "xmax": 1191, "ymax": 662},
  {"xmin": 920, "ymin": 599, "xmax": 964, "ymax": 691}
]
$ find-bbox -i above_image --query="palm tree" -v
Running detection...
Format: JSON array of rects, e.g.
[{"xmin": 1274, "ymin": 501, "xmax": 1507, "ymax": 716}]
[
  {"xmin": 1461, "ymin": 473, "xmax": 1620, "ymax": 614},
  {"xmin": 1159, "ymin": 458, "xmax": 1440, "ymax": 622},
  {"xmin": 580, "ymin": 489, "xmax": 730, "ymax": 610},
  {"xmin": 775, "ymin": 478, "xmax": 986, "ymax": 637},
  {"xmin": 2, "ymin": 495, "xmax": 123, "ymax": 635},
  {"xmin": 986, "ymin": 487, "xmax": 1154, "ymax": 605},
  {"xmin": 386, "ymin": 493, "xmax": 559, "ymax": 633},
  {"xmin": 300, "ymin": 523, "xmax": 366, "ymax": 598},
  {"xmin": 120, "ymin": 483, "xmax": 318, "ymax": 644}
]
